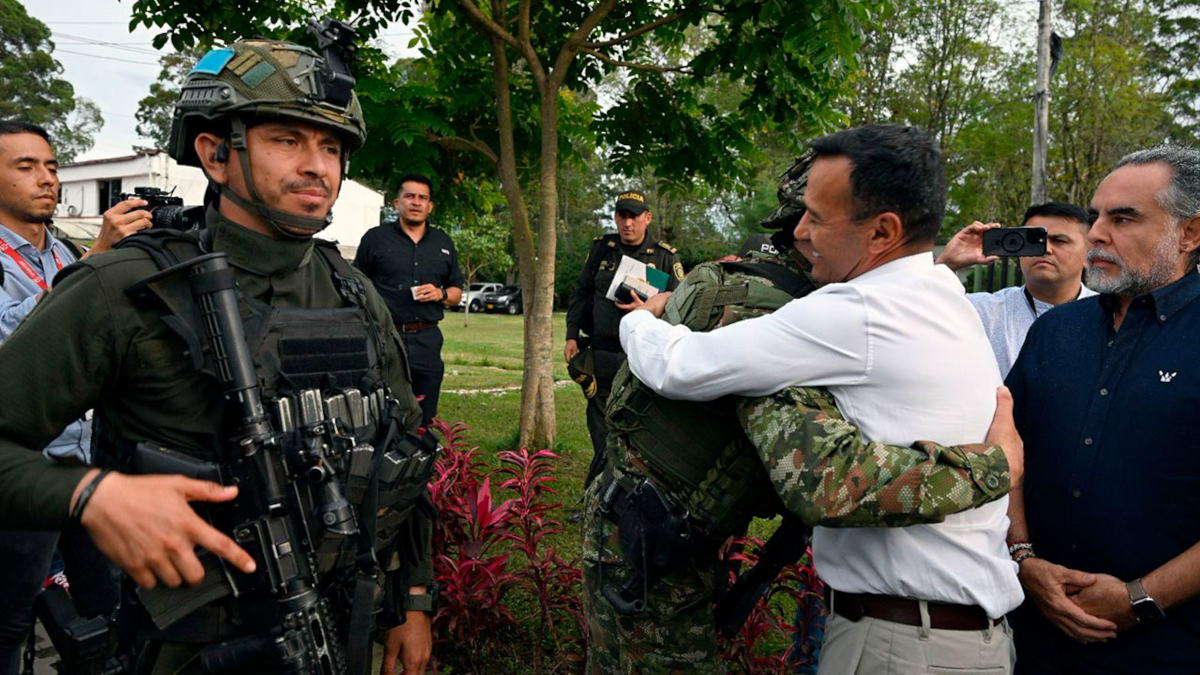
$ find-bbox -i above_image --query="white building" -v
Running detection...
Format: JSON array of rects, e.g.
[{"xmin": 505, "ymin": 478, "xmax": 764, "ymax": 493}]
[{"xmin": 53, "ymin": 149, "xmax": 385, "ymax": 258}]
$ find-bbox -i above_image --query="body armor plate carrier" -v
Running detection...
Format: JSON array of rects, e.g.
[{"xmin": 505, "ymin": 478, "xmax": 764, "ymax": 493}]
[{"xmin": 92, "ymin": 228, "xmax": 438, "ymax": 675}]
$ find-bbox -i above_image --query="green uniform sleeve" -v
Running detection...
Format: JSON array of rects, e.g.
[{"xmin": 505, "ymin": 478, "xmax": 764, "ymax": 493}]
[
  {"xmin": 737, "ymin": 386, "xmax": 1010, "ymax": 528},
  {"xmin": 0, "ymin": 263, "xmax": 121, "ymax": 528}
]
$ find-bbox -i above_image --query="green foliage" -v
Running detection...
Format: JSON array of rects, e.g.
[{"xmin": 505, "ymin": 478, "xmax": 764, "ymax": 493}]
[
  {"xmin": 0, "ymin": 0, "xmax": 103, "ymax": 161},
  {"xmin": 136, "ymin": 48, "xmax": 203, "ymax": 149},
  {"xmin": 841, "ymin": 0, "xmax": 1197, "ymax": 238}
]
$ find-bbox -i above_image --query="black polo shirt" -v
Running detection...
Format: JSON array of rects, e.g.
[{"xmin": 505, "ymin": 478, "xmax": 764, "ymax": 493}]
[
  {"xmin": 1006, "ymin": 270, "xmax": 1200, "ymax": 673},
  {"xmin": 354, "ymin": 223, "xmax": 463, "ymax": 324}
]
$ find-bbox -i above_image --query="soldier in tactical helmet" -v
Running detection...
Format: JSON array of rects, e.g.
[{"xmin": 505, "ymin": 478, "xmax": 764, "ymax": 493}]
[
  {"xmin": 0, "ymin": 27, "xmax": 434, "ymax": 675},
  {"xmin": 565, "ymin": 190, "xmax": 684, "ymax": 479},
  {"xmin": 581, "ymin": 150, "xmax": 1023, "ymax": 674}
]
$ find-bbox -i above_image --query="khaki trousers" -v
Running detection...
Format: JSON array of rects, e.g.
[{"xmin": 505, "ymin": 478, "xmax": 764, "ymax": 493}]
[{"xmin": 817, "ymin": 600, "xmax": 1015, "ymax": 675}]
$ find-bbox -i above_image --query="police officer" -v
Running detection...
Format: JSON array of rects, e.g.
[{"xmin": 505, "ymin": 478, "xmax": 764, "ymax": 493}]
[
  {"xmin": 355, "ymin": 174, "xmax": 463, "ymax": 427},
  {"xmin": 564, "ymin": 190, "xmax": 683, "ymax": 470},
  {"xmin": 0, "ymin": 34, "xmax": 434, "ymax": 674}
]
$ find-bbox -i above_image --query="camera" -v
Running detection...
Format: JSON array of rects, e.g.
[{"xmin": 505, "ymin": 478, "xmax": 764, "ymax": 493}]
[
  {"xmin": 981, "ymin": 226, "xmax": 1047, "ymax": 257},
  {"xmin": 119, "ymin": 187, "xmax": 201, "ymax": 230}
]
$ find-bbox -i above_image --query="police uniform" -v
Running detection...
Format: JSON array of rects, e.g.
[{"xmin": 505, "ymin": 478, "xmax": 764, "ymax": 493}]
[
  {"xmin": 565, "ymin": 233, "xmax": 683, "ymax": 459},
  {"xmin": 580, "ymin": 154, "xmax": 1015, "ymax": 674},
  {"xmin": 355, "ymin": 221, "xmax": 463, "ymax": 426},
  {"xmin": 0, "ymin": 34, "xmax": 436, "ymax": 674},
  {"xmin": 0, "ymin": 209, "xmax": 431, "ymax": 670}
]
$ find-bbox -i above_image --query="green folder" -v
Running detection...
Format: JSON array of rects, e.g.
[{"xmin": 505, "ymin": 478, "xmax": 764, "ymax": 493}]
[{"xmin": 644, "ymin": 265, "xmax": 670, "ymax": 291}]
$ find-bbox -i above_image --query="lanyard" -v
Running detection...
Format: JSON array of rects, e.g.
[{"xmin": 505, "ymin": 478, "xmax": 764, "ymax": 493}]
[
  {"xmin": 1024, "ymin": 285, "xmax": 1084, "ymax": 320},
  {"xmin": 0, "ymin": 237, "xmax": 63, "ymax": 291}
]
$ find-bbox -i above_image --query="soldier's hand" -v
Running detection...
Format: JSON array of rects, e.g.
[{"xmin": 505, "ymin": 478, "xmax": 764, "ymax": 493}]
[
  {"xmin": 934, "ymin": 221, "xmax": 1000, "ymax": 272},
  {"xmin": 985, "ymin": 386, "xmax": 1023, "ymax": 489},
  {"xmin": 76, "ymin": 471, "xmax": 256, "ymax": 589},
  {"xmin": 564, "ymin": 338, "xmax": 579, "ymax": 363},
  {"xmin": 616, "ymin": 290, "xmax": 670, "ymax": 318},
  {"xmin": 82, "ymin": 198, "xmax": 154, "ymax": 259},
  {"xmin": 380, "ymin": 611, "xmax": 432, "ymax": 674}
]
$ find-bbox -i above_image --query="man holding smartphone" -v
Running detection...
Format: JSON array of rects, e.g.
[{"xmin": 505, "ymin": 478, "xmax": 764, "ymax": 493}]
[{"xmin": 936, "ymin": 203, "xmax": 1095, "ymax": 376}]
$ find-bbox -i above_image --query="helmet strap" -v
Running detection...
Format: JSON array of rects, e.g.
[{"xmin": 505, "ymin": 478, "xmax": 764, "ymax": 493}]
[{"xmin": 218, "ymin": 116, "xmax": 335, "ymax": 241}]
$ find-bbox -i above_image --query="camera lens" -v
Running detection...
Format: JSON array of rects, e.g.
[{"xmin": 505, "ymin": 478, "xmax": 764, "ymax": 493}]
[
  {"xmin": 150, "ymin": 204, "xmax": 185, "ymax": 230},
  {"xmin": 1001, "ymin": 231, "xmax": 1026, "ymax": 254}
]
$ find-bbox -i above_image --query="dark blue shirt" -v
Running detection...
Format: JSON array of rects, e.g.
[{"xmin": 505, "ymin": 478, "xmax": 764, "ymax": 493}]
[
  {"xmin": 1006, "ymin": 270, "xmax": 1200, "ymax": 673},
  {"xmin": 353, "ymin": 223, "xmax": 463, "ymax": 324}
]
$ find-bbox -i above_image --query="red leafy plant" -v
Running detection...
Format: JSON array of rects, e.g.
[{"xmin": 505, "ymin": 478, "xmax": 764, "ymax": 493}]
[
  {"xmin": 717, "ymin": 538, "xmax": 828, "ymax": 674},
  {"xmin": 427, "ymin": 421, "xmax": 584, "ymax": 673}
]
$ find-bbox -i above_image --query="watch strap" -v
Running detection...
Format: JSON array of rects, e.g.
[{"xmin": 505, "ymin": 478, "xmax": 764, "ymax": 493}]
[
  {"xmin": 1126, "ymin": 578, "xmax": 1166, "ymax": 625},
  {"xmin": 402, "ymin": 582, "xmax": 439, "ymax": 614}
]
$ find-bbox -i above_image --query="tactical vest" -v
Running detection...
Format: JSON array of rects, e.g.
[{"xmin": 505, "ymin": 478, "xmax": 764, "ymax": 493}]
[
  {"xmin": 604, "ymin": 252, "xmax": 816, "ymax": 537},
  {"xmin": 93, "ymin": 228, "xmax": 436, "ymax": 649}
]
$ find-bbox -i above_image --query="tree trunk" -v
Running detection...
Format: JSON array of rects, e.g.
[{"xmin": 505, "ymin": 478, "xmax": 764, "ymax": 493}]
[
  {"xmin": 526, "ymin": 88, "xmax": 560, "ymax": 449},
  {"xmin": 485, "ymin": 35, "xmax": 546, "ymax": 449}
]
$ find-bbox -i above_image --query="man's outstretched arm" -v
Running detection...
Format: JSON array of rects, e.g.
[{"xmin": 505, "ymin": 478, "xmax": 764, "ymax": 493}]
[{"xmin": 737, "ymin": 385, "xmax": 1019, "ymax": 528}]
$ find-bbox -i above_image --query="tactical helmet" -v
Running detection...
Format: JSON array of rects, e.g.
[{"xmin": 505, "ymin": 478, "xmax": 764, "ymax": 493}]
[
  {"xmin": 760, "ymin": 150, "xmax": 814, "ymax": 230},
  {"xmin": 168, "ymin": 40, "xmax": 366, "ymax": 167},
  {"xmin": 168, "ymin": 23, "xmax": 367, "ymax": 239}
]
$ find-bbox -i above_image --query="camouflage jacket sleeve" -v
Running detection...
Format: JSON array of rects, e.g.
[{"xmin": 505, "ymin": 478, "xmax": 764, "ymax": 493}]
[{"xmin": 737, "ymin": 386, "xmax": 1010, "ymax": 528}]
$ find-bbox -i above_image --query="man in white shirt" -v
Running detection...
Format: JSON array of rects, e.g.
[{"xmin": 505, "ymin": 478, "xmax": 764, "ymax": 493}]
[
  {"xmin": 619, "ymin": 124, "xmax": 1023, "ymax": 674},
  {"xmin": 936, "ymin": 203, "xmax": 1096, "ymax": 377}
]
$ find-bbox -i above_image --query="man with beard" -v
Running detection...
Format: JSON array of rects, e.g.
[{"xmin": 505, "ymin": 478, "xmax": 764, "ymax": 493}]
[
  {"xmin": 0, "ymin": 37, "xmax": 435, "ymax": 674},
  {"xmin": 1005, "ymin": 146, "xmax": 1200, "ymax": 673}
]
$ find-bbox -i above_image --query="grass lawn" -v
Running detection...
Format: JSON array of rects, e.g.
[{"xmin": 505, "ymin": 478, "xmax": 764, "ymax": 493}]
[{"xmin": 437, "ymin": 310, "xmax": 592, "ymax": 503}]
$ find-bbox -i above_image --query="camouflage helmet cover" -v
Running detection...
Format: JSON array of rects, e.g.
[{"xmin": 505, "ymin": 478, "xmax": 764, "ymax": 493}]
[
  {"xmin": 760, "ymin": 149, "xmax": 814, "ymax": 230},
  {"xmin": 168, "ymin": 40, "xmax": 367, "ymax": 166}
]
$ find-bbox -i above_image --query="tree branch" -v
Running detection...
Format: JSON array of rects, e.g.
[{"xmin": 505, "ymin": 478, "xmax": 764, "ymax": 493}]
[
  {"xmin": 548, "ymin": 0, "xmax": 619, "ymax": 90},
  {"xmin": 457, "ymin": 0, "xmax": 521, "ymax": 51},
  {"xmin": 582, "ymin": 11, "xmax": 687, "ymax": 49},
  {"xmin": 424, "ymin": 129, "xmax": 499, "ymax": 165},
  {"xmin": 580, "ymin": 47, "xmax": 691, "ymax": 74}
]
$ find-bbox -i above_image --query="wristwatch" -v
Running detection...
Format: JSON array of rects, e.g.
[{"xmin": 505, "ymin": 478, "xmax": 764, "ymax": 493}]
[{"xmin": 1126, "ymin": 578, "xmax": 1166, "ymax": 625}]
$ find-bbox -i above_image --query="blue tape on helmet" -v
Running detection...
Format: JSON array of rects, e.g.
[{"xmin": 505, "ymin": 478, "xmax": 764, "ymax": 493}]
[{"xmin": 191, "ymin": 48, "xmax": 235, "ymax": 76}]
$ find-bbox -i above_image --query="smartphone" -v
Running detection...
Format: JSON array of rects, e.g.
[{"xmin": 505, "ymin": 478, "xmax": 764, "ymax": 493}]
[{"xmin": 981, "ymin": 226, "xmax": 1047, "ymax": 257}]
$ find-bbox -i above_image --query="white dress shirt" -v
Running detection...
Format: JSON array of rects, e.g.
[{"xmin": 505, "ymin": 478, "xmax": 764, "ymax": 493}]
[{"xmin": 620, "ymin": 252, "xmax": 1024, "ymax": 618}]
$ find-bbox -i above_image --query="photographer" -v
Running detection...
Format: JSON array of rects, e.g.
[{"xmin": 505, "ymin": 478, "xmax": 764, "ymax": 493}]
[
  {"xmin": 936, "ymin": 203, "xmax": 1095, "ymax": 376},
  {"xmin": 0, "ymin": 120, "xmax": 138, "ymax": 675}
]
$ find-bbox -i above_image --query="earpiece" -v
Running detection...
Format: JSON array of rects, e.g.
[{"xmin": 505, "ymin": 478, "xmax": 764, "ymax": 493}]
[{"xmin": 213, "ymin": 139, "xmax": 229, "ymax": 163}]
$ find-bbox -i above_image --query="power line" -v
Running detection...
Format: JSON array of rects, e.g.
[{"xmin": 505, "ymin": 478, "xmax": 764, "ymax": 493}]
[
  {"xmin": 52, "ymin": 32, "xmax": 164, "ymax": 57},
  {"xmin": 54, "ymin": 49, "xmax": 160, "ymax": 66}
]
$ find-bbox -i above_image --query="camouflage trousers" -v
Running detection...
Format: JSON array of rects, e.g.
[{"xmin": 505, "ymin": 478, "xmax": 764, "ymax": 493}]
[{"xmin": 581, "ymin": 464, "xmax": 726, "ymax": 675}]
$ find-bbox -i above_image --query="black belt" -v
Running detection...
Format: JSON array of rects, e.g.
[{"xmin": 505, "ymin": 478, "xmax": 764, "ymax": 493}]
[
  {"xmin": 830, "ymin": 589, "xmax": 1000, "ymax": 631},
  {"xmin": 396, "ymin": 321, "xmax": 438, "ymax": 333}
]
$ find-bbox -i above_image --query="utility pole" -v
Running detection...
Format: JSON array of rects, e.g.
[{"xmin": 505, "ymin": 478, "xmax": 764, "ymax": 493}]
[{"xmin": 1031, "ymin": 0, "xmax": 1053, "ymax": 204}]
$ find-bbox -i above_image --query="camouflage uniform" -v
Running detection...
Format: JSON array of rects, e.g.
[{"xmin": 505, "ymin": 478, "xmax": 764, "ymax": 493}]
[
  {"xmin": 583, "ymin": 391, "xmax": 1009, "ymax": 674},
  {"xmin": 581, "ymin": 154, "xmax": 1010, "ymax": 674}
]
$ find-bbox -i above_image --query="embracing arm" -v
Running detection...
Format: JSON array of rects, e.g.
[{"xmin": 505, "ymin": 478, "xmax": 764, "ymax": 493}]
[{"xmin": 736, "ymin": 385, "xmax": 1018, "ymax": 528}]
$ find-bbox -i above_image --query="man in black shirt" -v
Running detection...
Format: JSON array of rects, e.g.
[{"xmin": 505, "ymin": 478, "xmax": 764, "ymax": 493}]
[
  {"xmin": 355, "ymin": 173, "xmax": 463, "ymax": 426},
  {"xmin": 565, "ymin": 189, "xmax": 682, "ymax": 472}
]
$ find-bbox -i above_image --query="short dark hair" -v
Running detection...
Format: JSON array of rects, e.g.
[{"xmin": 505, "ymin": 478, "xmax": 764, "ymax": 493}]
[
  {"xmin": 0, "ymin": 120, "xmax": 51, "ymax": 144},
  {"xmin": 1021, "ymin": 202, "xmax": 1090, "ymax": 227},
  {"xmin": 394, "ymin": 173, "xmax": 433, "ymax": 197},
  {"xmin": 808, "ymin": 124, "xmax": 945, "ymax": 245}
]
